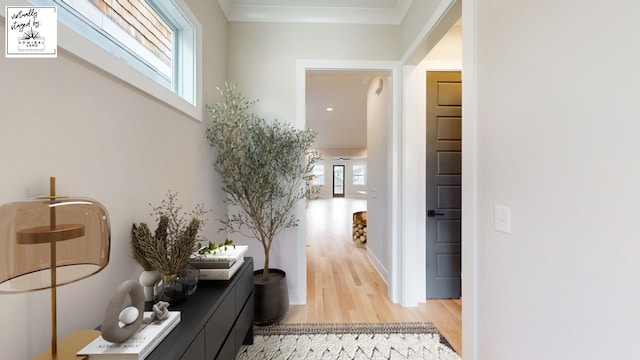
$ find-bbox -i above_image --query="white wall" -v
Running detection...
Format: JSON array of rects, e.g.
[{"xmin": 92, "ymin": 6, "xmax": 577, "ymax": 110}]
[
  {"xmin": 424, "ymin": 22, "xmax": 461, "ymax": 69},
  {"xmin": 465, "ymin": 0, "xmax": 640, "ymax": 359},
  {"xmin": 366, "ymin": 76, "xmax": 391, "ymax": 281},
  {"xmin": 228, "ymin": 22, "xmax": 399, "ymax": 113},
  {"xmin": 227, "ymin": 22, "xmax": 400, "ymax": 304},
  {"xmin": 0, "ymin": 1, "xmax": 228, "ymax": 358}
]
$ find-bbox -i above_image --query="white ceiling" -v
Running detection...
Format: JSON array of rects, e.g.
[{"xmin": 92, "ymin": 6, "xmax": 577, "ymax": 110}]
[
  {"xmin": 217, "ymin": 0, "xmax": 414, "ymax": 24},
  {"xmin": 306, "ymin": 71, "xmax": 388, "ymax": 158}
]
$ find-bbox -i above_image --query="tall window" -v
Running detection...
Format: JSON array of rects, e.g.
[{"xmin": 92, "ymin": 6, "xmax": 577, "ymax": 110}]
[
  {"xmin": 353, "ymin": 165, "xmax": 365, "ymax": 185},
  {"xmin": 30, "ymin": 0, "xmax": 198, "ymax": 107},
  {"xmin": 311, "ymin": 165, "xmax": 325, "ymax": 186}
]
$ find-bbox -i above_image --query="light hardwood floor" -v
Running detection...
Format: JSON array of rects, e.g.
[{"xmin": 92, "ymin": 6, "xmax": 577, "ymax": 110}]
[{"xmin": 281, "ymin": 198, "xmax": 462, "ymax": 355}]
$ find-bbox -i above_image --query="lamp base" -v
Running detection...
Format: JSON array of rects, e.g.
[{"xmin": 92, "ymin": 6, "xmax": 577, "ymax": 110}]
[{"xmin": 32, "ymin": 329, "xmax": 100, "ymax": 360}]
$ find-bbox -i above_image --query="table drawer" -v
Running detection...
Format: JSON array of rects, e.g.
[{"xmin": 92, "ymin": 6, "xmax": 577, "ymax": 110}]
[
  {"xmin": 235, "ymin": 265, "xmax": 253, "ymax": 311},
  {"xmin": 180, "ymin": 329, "xmax": 205, "ymax": 360},
  {"xmin": 204, "ymin": 291, "xmax": 235, "ymax": 359},
  {"xmin": 235, "ymin": 293, "xmax": 253, "ymax": 349},
  {"xmin": 216, "ymin": 330, "xmax": 237, "ymax": 360}
]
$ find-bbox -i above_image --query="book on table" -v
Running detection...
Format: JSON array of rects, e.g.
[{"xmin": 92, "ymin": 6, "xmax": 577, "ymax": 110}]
[
  {"xmin": 76, "ymin": 311, "xmax": 180, "ymax": 360},
  {"xmin": 190, "ymin": 245, "xmax": 248, "ymax": 268},
  {"xmin": 198, "ymin": 257, "xmax": 245, "ymax": 280}
]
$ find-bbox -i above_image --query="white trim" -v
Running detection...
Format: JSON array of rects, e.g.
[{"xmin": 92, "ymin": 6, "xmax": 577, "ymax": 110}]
[
  {"xmin": 399, "ymin": 0, "xmax": 473, "ymax": 355},
  {"xmin": 367, "ymin": 247, "xmax": 388, "ymax": 285},
  {"xmin": 149, "ymin": 0, "xmax": 200, "ymax": 106},
  {"xmin": 462, "ymin": 1, "xmax": 478, "ymax": 358},
  {"xmin": 217, "ymin": 0, "xmax": 414, "ymax": 25},
  {"xmin": 388, "ymin": 62, "xmax": 403, "ymax": 304},
  {"xmin": 294, "ymin": 63, "xmax": 308, "ymax": 305},
  {"xmin": 401, "ymin": 0, "xmax": 459, "ymax": 65},
  {"xmin": 397, "ymin": 0, "xmax": 462, "ymax": 308},
  {"xmin": 296, "ymin": 59, "xmax": 403, "ymax": 304},
  {"xmin": 401, "ymin": 63, "xmax": 462, "ymax": 307},
  {"xmin": 400, "ymin": 64, "xmax": 425, "ymax": 306}
]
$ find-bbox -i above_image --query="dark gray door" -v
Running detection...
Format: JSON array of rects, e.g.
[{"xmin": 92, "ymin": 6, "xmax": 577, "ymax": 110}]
[{"xmin": 426, "ymin": 71, "xmax": 462, "ymax": 298}]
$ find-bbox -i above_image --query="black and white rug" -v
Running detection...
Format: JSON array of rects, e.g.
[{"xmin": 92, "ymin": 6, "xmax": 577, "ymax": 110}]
[{"xmin": 236, "ymin": 323, "xmax": 460, "ymax": 360}]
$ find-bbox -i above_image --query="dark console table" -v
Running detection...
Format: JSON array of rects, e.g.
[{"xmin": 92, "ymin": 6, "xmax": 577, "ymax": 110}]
[{"xmin": 145, "ymin": 257, "xmax": 254, "ymax": 360}]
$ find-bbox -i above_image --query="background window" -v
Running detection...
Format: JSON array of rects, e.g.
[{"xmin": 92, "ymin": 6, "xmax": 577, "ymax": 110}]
[
  {"xmin": 353, "ymin": 165, "xmax": 365, "ymax": 185},
  {"xmin": 311, "ymin": 165, "xmax": 325, "ymax": 186}
]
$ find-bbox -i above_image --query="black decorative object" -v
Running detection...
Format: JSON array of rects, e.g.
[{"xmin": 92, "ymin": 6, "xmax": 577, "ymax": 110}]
[
  {"xmin": 154, "ymin": 265, "xmax": 200, "ymax": 305},
  {"xmin": 253, "ymin": 269, "xmax": 289, "ymax": 326}
]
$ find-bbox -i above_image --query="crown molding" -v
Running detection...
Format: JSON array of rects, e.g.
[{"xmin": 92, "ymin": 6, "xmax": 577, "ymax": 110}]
[{"xmin": 217, "ymin": 0, "xmax": 414, "ymax": 25}]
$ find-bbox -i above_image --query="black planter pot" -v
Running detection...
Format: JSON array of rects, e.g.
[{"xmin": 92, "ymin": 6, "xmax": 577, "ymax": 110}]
[{"xmin": 253, "ymin": 269, "xmax": 289, "ymax": 326}]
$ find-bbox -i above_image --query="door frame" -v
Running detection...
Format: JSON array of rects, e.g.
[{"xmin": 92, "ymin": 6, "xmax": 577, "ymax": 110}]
[
  {"xmin": 296, "ymin": 59, "xmax": 401, "ymax": 304},
  {"xmin": 399, "ymin": 0, "xmax": 473, "ymax": 357},
  {"xmin": 294, "ymin": 0, "xmax": 465, "ymax": 312}
]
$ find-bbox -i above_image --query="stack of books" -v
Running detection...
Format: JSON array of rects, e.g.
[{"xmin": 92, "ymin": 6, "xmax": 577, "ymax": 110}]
[
  {"xmin": 190, "ymin": 245, "xmax": 248, "ymax": 280},
  {"xmin": 76, "ymin": 311, "xmax": 180, "ymax": 360}
]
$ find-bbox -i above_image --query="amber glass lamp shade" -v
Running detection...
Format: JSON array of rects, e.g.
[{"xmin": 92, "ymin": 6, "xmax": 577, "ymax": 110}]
[{"xmin": 0, "ymin": 197, "xmax": 110, "ymax": 293}]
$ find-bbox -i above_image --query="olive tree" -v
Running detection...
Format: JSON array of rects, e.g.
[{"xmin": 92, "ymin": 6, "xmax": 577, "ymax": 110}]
[{"xmin": 206, "ymin": 83, "xmax": 321, "ymax": 281}]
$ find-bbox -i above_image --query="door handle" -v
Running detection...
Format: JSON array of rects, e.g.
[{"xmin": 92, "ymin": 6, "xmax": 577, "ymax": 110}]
[{"xmin": 427, "ymin": 210, "xmax": 445, "ymax": 217}]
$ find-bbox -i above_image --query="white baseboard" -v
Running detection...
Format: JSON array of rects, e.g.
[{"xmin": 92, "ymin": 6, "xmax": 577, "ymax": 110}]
[{"xmin": 367, "ymin": 248, "xmax": 388, "ymax": 285}]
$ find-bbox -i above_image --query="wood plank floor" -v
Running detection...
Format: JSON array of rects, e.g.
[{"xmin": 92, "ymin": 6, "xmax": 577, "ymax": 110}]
[{"xmin": 281, "ymin": 198, "xmax": 462, "ymax": 355}]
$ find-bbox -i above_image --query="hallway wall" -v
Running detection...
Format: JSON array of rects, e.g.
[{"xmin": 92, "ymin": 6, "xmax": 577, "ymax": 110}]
[
  {"xmin": 0, "ymin": 1, "xmax": 228, "ymax": 357},
  {"xmin": 466, "ymin": 0, "xmax": 640, "ymax": 358}
]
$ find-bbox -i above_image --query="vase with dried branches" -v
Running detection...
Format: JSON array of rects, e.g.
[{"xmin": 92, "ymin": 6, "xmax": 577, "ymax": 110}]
[{"xmin": 131, "ymin": 191, "xmax": 208, "ymax": 304}]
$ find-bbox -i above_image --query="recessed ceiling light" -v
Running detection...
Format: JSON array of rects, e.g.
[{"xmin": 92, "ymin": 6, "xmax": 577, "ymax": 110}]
[{"xmin": 325, "ymin": 107, "xmax": 334, "ymax": 112}]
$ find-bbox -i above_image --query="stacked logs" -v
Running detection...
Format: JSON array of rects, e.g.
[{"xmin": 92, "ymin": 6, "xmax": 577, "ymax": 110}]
[{"xmin": 352, "ymin": 211, "xmax": 367, "ymax": 247}]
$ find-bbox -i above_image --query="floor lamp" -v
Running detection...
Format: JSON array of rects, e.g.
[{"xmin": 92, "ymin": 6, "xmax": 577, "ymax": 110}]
[{"xmin": 0, "ymin": 177, "xmax": 111, "ymax": 359}]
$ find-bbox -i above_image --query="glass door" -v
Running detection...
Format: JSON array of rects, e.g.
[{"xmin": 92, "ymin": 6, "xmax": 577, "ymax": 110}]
[{"xmin": 333, "ymin": 165, "xmax": 345, "ymax": 197}]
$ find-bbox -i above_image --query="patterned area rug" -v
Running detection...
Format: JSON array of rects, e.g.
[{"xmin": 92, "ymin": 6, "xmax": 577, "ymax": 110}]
[{"xmin": 236, "ymin": 323, "xmax": 461, "ymax": 360}]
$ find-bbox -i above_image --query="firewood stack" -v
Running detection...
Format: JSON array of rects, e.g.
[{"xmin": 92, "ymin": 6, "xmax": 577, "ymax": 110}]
[{"xmin": 352, "ymin": 211, "xmax": 367, "ymax": 247}]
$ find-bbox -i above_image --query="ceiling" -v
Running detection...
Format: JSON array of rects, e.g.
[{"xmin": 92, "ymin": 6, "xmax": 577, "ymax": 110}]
[
  {"xmin": 306, "ymin": 71, "xmax": 388, "ymax": 159},
  {"xmin": 217, "ymin": 0, "xmax": 414, "ymax": 24}
]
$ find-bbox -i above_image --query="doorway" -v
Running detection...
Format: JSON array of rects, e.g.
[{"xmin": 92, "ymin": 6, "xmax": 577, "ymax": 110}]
[
  {"xmin": 295, "ymin": 4, "xmax": 462, "ymax": 350},
  {"xmin": 300, "ymin": 65, "xmax": 394, "ymax": 304}
]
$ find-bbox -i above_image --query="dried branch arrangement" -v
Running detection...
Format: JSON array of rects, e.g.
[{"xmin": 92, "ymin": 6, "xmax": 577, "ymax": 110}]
[{"xmin": 131, "ymin": 191, "xmax": 208, "ymax": 275}]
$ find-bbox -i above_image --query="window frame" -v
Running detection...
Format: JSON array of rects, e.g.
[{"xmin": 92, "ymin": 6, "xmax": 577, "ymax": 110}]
[
  {"xmin": 20, "ymin": 0, "xmax": 203, "ymax": 121},
  {"xmin": 311, "ymin": 165, "xmax": 325, "ymax": 186},
  {"xmin": 352, "ymin": 164, "xmax": 366, "ymax": 185},
  {"xmin": 146, "ymin": 0, "xmax": 197, "ymax": 104}
]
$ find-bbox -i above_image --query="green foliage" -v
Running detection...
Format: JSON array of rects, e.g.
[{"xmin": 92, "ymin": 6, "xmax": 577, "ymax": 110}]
[
  {"xmin": 198, "ymin": 238, "xmax": 236, "ymax": 255},
  {"xmin": 131, "ymin": 191, "xmax": 208, "ymax": 275},
  {"xmin": 206, "ymin": 83, "xmax": 321, "ymax": 280}
]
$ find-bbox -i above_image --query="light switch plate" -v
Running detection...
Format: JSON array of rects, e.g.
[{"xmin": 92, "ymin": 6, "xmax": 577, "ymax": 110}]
[{"xmin": 494, "ymin": 206, "xmax": 511, "ymax": 234}]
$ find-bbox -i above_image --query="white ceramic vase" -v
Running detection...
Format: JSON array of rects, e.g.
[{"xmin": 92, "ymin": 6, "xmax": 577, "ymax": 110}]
[{"xmin": 139, "ymin": 269, "xmax": 162, "ymax": 302}]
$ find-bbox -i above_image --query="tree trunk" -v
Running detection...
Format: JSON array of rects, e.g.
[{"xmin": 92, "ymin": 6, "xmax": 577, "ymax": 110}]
[{"xmin": 262, "ymin": 253, "xmax": 270, "ymax": 281}]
